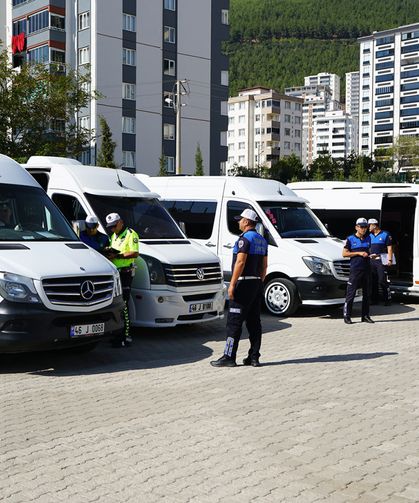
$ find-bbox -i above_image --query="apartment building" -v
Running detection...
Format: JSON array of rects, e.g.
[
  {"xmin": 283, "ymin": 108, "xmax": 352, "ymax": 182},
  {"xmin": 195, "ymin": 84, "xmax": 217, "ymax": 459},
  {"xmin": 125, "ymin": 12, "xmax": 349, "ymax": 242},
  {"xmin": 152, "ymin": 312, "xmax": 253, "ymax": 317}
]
[
  {"xmin": 304, "ymin": 72, "xmax": 341, "ymax": 104},
  {"xmin": 358, "ymin": 22, "xmax": 419, "ymax": 169},
  {"xmin": 285, "ymin": 84, "xmax": 335, "ymax": 166},
  {"xmin": 314, "ymin": 110, "xmax": 354, "ymax": 160},
  {"xmin": 345, "ymin": 71, "xmax": 360, "ymax": 153},
  {"xmin": 226, "ymin": 87, "xmax": 303, "ymax": 172},
  {"xmin": 8, "ymin": 0, "xmax": 229, "ymax": 175}
]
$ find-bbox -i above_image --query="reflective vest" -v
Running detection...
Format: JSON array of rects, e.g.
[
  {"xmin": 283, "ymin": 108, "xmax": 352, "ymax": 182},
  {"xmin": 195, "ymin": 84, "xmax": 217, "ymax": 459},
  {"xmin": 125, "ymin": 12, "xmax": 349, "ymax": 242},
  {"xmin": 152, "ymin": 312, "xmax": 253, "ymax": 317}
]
[{"xmin": 110, "ymin": 227, "xmax": 139, "ymax": 269}]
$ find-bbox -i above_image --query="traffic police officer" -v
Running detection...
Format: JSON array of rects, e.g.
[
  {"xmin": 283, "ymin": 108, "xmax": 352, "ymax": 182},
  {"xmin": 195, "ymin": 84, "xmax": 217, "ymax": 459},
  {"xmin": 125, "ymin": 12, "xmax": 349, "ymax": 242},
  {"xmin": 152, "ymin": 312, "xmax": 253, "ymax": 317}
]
[
  {"xmin": 80, "ymin": 215, "xmax": 109, "ymax": 253},
  {"xmin": 368, "ymin": 218, "xmax": 393, "ymax": 305},
  {"xmin": 211, "ymin": 209, "xmax": 268, "ymax": 367},
  {"xmin": 343, "ymin": 217, "xmax": 374, "ymax": 324},
  {"xmin": 106, "ymin": 212, "xmax": 139, "ymax": 347}
]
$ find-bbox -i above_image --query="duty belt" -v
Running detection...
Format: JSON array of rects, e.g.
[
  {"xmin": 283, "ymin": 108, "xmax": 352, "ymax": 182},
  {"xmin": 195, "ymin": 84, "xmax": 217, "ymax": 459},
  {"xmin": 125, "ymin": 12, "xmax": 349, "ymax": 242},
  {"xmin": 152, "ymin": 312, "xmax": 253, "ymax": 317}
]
[{"xmin": 238, "ymin": 276, "xmax": 261, "ymax": 280}]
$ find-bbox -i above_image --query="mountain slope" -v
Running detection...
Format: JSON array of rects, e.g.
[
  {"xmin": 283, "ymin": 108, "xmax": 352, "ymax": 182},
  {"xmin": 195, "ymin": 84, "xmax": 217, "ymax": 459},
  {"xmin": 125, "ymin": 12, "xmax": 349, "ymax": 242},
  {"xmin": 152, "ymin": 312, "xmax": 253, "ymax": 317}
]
[{"xmin": 227, "ymin": 0, "xmax": 419, "ymax": 97}]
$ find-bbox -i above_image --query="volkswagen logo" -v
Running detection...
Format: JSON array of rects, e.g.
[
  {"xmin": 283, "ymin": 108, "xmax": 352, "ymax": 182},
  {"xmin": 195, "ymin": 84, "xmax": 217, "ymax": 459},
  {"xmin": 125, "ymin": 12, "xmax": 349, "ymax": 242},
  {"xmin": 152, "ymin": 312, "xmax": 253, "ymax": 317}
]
[
  {"xmin": 80, "ymin": 280, "xmax": 95, "ymax": 300},
  {"xmin": 196, "ymin": 268, "xmax": 205, "ymax": 281}
]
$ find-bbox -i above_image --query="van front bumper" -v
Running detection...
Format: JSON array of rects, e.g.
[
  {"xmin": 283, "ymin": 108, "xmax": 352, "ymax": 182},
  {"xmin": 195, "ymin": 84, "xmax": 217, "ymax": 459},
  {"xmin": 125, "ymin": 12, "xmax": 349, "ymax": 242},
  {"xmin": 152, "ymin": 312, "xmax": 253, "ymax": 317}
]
[
  {"xmin": 0, "ymin": 297, "xmax": 125, "ymax": 353},
  {"xmin": 130, "ymin": 285, "xmax": 226, "ymax": 327},
  {"xmin": 294, "ymin": 274, "xmax": 348, "ymax": 305}
]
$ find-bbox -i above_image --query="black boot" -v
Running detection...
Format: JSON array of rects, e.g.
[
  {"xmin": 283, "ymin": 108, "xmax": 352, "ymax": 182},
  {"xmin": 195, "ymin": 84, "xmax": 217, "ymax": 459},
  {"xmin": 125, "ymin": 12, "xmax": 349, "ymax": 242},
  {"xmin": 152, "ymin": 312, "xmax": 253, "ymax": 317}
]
[{"xmin": 210, "ymin": 355, "xmax": 237, "ymax": 367}]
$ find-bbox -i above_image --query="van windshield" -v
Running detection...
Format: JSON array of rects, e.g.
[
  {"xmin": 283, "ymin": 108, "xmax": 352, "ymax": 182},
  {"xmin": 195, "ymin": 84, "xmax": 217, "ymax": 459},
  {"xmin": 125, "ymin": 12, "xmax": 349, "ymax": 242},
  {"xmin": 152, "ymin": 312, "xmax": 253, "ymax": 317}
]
[
  {"xmin": 258, "ymin": 201, "xmax": 329, "ymax": 238},
  {"xmin": 0, "ymin": 184, "xmax": 78, "ymax": 242},
  {"xmin": 86, "ymin": 195, "xmax": 184, "ymax": 239}
]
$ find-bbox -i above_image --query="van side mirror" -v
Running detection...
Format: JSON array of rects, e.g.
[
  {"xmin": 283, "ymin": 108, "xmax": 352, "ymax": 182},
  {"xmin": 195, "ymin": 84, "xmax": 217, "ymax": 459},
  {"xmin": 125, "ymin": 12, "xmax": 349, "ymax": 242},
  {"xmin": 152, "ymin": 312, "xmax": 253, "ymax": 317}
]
[{"xmin": 256, "ymin": 222, "xmax": 265, "ymax": 237}]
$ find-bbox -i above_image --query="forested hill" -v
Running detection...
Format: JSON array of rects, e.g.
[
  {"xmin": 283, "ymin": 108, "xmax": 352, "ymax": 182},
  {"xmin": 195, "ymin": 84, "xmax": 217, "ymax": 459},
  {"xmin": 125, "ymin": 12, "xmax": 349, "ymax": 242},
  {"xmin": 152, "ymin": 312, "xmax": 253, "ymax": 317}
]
[{"xmin": 227, "ymin": 0, "xmax": 419, "ymax": 98}]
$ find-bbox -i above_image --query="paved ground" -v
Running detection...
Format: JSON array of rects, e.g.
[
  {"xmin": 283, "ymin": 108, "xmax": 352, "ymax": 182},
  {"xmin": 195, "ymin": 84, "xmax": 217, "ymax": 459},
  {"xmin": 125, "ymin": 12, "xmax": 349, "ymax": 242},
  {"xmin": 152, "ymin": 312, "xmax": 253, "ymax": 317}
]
[{"xmin": 0, "ymin": 299, "xmax": 419, "ymax": 503}]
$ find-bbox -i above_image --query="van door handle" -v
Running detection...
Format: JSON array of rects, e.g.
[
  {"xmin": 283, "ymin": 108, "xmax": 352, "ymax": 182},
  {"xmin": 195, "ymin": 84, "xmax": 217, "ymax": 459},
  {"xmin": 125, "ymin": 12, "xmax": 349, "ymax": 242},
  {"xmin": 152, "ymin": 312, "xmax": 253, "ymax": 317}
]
[
  {"xmin": 205, "ymin": 242, "xmax": 216, "ymax": 247},
  {"xmin": 223, "ymin": 243, "xmax": 234, "ymax": 249}
]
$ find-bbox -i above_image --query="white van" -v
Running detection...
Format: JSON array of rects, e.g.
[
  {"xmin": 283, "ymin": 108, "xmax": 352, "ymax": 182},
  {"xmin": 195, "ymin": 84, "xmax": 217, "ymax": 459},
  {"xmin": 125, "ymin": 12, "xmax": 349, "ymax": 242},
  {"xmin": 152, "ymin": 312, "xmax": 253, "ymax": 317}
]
[
  {"xmin": 0, "ymin": 155, "xmax": 124, "ymax": 353},
  {"xmin": 138, "ymin": 175, "xmax": 351, "ymax": 316},
  {"xmin": 24, "ymin": 157, "xmax": 225, "ymax": 327},
  {"xmin": 289, "ymin": 181, "xmax": 419, "ymax": 297}
]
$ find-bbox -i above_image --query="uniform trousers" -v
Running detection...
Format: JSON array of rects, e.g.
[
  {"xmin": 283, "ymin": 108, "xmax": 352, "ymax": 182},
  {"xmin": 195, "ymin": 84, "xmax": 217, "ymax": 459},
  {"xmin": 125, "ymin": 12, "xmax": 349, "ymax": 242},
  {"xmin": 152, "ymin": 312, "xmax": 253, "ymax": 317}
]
[
  {"xmin": 224, "ymin": 279, "xmax": 263, "ymax": 361},
  {"xmin": 344, "ymin": 266, "xmax": 370, "ymax": 318},
  {"xmin": 119, "ymin": 267, "xmax": 133, "ymax": 341},
  {"xmin": 370, "ymin": 259, "xmax": 391, "ymax": 302}
]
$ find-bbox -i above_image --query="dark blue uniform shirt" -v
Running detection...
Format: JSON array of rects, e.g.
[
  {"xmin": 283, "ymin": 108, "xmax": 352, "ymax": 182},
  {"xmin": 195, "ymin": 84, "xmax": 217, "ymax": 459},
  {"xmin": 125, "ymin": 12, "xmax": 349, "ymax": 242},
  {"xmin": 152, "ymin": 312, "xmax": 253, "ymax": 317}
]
[
  {"xmin": 370, "ymin": 230, "xmax": 392, "ymax": 254},
  {"xmin": 80, "ymin": 230, "xmax": 109, "ymax": 252},
  {"xmin": 344, "ymin": 234, "xmax": 371, "ymax": 270},
  {"xmin": 232, "ymin": 229, "xmax": 268, "ymax": 277}
]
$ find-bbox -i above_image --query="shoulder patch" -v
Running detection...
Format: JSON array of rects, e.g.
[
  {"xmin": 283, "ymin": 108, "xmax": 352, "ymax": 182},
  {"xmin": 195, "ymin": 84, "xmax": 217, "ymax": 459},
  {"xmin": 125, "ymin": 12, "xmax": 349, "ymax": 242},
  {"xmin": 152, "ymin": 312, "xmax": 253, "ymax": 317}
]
[{"xmin": 238, "ymin": 239, "xmax": 244, "ymax": 248}]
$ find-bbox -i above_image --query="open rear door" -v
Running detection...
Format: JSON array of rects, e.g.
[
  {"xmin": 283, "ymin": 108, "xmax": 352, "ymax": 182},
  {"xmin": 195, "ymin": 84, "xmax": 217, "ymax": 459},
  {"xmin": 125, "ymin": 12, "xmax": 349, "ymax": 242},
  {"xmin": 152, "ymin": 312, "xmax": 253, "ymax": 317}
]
[{"xmin": 381, "ymin": 194, "xmax": 417, "ymax": 284}]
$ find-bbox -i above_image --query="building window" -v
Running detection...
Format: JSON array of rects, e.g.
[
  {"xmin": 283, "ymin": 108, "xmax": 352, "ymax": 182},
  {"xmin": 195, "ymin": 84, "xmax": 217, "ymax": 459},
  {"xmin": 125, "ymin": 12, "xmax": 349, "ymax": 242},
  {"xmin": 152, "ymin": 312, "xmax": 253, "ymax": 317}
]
[
  {"xmin": 122, "ymin": 116, "xmax": 136, "ymax": 134},
  {"xmin": 221, "ymin": 9, "xmax": 229, "ymax": 25},
  {"xmin": 164, "ymin": 26, "xmax": 176, "ymax": 44},
  {"xmin": 239, "ymin": 142, "xmax": 245, "ymax": 150},
  {"xmin": 78, "ymin": 116, "xmax": 90, "ymax": 130},
  {"xmin": 27, "ymin": 45, "xmax": 49, "ymax": 64},
  {"xmin": 228, "ymin": 143, "xmax": 234, "ymax": 151},
  {"xmin": 50, "ymin": 14, "xmax": 65, "ymax": 31},
  {"xmin": 221, "ymin": 71, "xmax": 229, "ymax": 86},
  {"xmin": 238, "ymin": 156, "xmax": 245, "ymax": 164},
  {"xmin": 220, "ymin": 131, "xmax": 227, "ymax": 146},
  {"xmin": 163, "ymin": 123, "xmax": 175, "ymax": 140},
  {"xmin": 122, "ymin": 151, "xmax": 136, "ymax": 169},
  {"xmin": 227, "ymin": 130, "xmax": 234, "ymax": 138},
  {"xmin": 51, "ymin": 50, "xmax": 65, "ymax": 64},
  {"xmin": 284, "ymin": 114, "xmax": 291, "ymax": 123},
  {"xmin": 284, "ymin": 142, "xmax": 290, "ymax": 149},
  {"xmin": 295, "ymin": 129, "xmax": 301, "ymax": 138},
  {"xmin": 164, "ymin": 91, "xmax": 174, "ymax": 107},
  {"xmin": 221, "ymin": 101, "xmax": 228, "ymax": 115},
  {"xmin": 295, "ymin": 116, "xmax": 301, "ymax": 124},
  {"xmin": 238, "ymin": 115, "xmax": 245, "ymax": 124},
  {"xmin": 238, "ymin": 128, "xmax": 245, "ymax": 137},
  {"xmin": 164, "ymin": 0, "xmax": 176, "ymax": 11},
  {"xmin": 164, "ymin": 59, "xmax": 176, "ymax": 76},
  {"xmin": 78, "ymin": 47, "xmax": 90, "ymax": 65},
  {"xmin": 123, "ymin": 83, "xmax": 136, "ymax": 100},
  {"xmin": 123, "ymin": 14, "xmax": 136, "ymax": 32},
  {"xmin": 255, "ymin": 114, "xmax": 260, "ymax": 122},
  {"xmin": 295, "ymin": 143, "xmax": 301, "ymax": 150},
  {"xmin": 285, "ymin": 128, "xmax": 290, "ymax": 136},
  {"xmin": 285, "ymin": 101, "xmax": 291, "ymax": 109},
  {"xmin": 123, "ymin": 48, "xmax": 136, "ymax": 66},
  {"xmin": 295, "ymin": 103, "xmax": 302, "ymax": 111},
  {"xmin": 165, "ymin": 156, "xmax": 175, "ymax": 173},
  {"xmin": 228, "ymin": 103, "xmax": 235, "ymax": 111},
  {"xmin": 78, "ymin": 12, "xmax": 90, "ymax": 31},
  {"xmin": 28, "ymin": 10, "xmax": 49, "ymax": 34}
]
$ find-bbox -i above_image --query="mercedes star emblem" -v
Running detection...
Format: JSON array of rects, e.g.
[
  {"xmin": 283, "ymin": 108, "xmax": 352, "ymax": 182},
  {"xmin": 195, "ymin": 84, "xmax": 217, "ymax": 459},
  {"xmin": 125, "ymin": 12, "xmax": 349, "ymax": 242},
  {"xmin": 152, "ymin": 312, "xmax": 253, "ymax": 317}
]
[{"xmin": 80, "ymin": 280, "xmax": 95, "ymax": 300}]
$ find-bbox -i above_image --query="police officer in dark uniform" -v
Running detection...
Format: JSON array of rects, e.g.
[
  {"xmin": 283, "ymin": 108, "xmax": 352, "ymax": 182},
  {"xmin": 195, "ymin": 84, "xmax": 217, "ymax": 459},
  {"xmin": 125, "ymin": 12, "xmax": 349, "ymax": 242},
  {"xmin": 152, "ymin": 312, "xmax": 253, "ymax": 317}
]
[
  {"xmin": 368, "ymin": 218, "xmax": 393, "ymax": 306},
  {"xmin": 79, "ymin": 215, "xmax": 110, "ymax": 253},
  {"xmin": 343, "ymin": 217, "xmax": 374, "ymax": 324},
  {"xmin": 211, "ymin": 209, "xmax": 268, "ymax": 367}
]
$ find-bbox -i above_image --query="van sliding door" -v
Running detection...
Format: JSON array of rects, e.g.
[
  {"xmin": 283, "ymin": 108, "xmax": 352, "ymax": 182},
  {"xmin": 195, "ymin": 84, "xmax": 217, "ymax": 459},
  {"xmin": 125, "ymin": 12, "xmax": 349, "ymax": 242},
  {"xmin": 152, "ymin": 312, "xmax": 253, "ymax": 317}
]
[{"xmin": 381, "ymin": 194, "xmax": 417, "ymax": 283}]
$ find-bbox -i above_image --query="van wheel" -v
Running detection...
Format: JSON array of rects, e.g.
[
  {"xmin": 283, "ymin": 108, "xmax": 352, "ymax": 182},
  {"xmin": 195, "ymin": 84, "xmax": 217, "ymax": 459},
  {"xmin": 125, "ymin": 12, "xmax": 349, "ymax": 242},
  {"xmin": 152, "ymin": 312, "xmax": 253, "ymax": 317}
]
[{"xmin": 263, "ymin": 278, "xmax": 299, "ymax": 316}]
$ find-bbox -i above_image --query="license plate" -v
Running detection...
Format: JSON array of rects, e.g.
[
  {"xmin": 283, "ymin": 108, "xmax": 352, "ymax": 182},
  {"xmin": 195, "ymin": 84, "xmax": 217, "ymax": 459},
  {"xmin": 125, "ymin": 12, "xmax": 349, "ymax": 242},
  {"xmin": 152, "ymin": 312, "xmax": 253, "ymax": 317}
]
[
  {"xmin": 189, "ymin": 302, "xmax": 213, "ymax": 313},
  {"xmin": 70, "ymin": 323, "xmax": 105, "ymax": 338}
]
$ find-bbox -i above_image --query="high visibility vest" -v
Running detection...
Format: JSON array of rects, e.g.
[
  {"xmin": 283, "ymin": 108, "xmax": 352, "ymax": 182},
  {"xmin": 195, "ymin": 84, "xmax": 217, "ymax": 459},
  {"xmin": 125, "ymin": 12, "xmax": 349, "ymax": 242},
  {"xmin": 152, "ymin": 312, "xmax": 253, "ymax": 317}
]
[{"xmin": 110, "ymin": 227, "xmax": 139, "ymax": 269}]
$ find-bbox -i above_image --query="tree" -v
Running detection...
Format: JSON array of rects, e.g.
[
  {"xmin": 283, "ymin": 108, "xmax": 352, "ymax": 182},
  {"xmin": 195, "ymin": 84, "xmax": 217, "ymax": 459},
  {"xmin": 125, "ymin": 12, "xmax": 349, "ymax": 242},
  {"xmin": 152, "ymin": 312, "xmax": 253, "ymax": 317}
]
[
  {"xmin": 96, "ymin": 116, "xmax": 116, "ymax": 168},
  {"xmin": 0, "ymin": 49, "xmax": 97, "ymax": 160},
  {"xmin": 268, "ymin": 154, "xmax": 305, "ymax": 183},
  {"xmin": 349, "ymin": 155, "xmax": 369, "ymax": 181},
  {"xmin": 194, "ymin": 143, "xmax": 204, "ymax": 175},
  {"xmin": 390, "ymin": 135, "xmax": 419, "ymax": 174},
  {"xmin": 309, "ymin": 153, "xmax": 341, "ymax": 180},
  {"xmin": 158, "ymin": 154, "xmax": 168, "ymax": 176}
]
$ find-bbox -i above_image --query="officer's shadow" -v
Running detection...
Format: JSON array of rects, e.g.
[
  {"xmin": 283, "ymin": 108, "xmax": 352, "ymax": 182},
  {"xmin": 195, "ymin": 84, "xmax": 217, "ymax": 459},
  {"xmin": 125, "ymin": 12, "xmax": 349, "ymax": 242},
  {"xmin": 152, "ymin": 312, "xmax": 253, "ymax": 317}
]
[{"xmin": 258, "ymin": 351, "xmax": 398, "ymax": 367}]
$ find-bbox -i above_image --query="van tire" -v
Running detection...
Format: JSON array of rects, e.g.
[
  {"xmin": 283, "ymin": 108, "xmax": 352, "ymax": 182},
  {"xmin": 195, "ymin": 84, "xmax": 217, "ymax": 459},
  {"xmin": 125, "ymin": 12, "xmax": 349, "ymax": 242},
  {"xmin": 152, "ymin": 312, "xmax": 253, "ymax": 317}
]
[{"xmin": 263, "ymin": 278, "xmax": 299, "ymax": 317}]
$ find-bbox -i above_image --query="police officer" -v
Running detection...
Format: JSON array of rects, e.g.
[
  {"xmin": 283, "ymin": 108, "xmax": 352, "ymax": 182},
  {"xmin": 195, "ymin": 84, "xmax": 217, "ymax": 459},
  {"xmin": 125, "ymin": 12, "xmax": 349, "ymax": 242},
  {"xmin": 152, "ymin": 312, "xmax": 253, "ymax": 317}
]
[
  {"xmin": 105, "ymin": 212, "xmax": 139, "ymax": 347},
  {"xmin": 343, "ymin": 217, "xmax": 374, "ymax": 324},
  {"xmin": 79, "ymin": 215, "xmax": 109, "ymax": 253},
  {"xmin": 368, "ymin": 218, "xmax": 393, "ymax": 305},
  {"xmin": 211, "ymin": 209, "xmax": 268, "ymax": 367}
]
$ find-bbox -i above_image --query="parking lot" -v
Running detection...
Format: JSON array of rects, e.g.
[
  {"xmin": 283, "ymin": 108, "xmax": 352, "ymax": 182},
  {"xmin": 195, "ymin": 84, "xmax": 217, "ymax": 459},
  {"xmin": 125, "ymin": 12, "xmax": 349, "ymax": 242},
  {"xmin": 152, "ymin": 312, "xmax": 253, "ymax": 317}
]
[{"xmin": 1, "ymin": 299, "xmax": 419, "ymax": 502}]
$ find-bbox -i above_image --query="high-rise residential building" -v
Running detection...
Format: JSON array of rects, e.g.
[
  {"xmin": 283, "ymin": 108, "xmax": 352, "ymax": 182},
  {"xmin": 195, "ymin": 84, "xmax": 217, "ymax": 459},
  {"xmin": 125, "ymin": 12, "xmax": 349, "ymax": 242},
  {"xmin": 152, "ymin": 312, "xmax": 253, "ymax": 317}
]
[
  {"xmin": 7, "ymin": 0, "xmax": 229, "ymax": 175},
  {"xmin": 226, "ymin": 87, "xmax": 303, "ymax": 172},
  {"xmin": 313, "ymin": 110, "xmax": 355, "ymax": 160},
  {"xmin": 304, "ymin": 72, "xmax": 341, "ymax": 104},
  {"xmin": 285, "ymin": 84, "xmax": 334, "ymax": 166},
  {"xmin": 345, "ymin": 71, "xmax": 360, "ymax": 153},
  {"xmin": 358, "ymin": 22, "xmax": 419, "ymax": 167}
]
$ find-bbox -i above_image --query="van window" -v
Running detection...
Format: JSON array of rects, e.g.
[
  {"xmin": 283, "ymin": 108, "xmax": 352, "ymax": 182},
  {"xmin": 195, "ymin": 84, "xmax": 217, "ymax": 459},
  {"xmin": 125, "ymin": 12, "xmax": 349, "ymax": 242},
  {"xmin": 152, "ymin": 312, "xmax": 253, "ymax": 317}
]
[
  {"xmin": 0, "ymin": 184, "xmax": 77, "ymax": 241},
  {"xmin": 227, "ymin": 201, "xmax": 255, "ymax": 235},
  {"xmin": 28, "ymin": 171, "xmax": 49, "ymax": 191},
  {"xmin": 162, "ymin": 200, "xmax": 217, "ymax": 239},
  {"xmin": 258, "ymin": 201, "xmax": 328, "ymax": 238},
  {"xmin": 52, "ymin": 193, "xmax": 87, "ymax": 223}
]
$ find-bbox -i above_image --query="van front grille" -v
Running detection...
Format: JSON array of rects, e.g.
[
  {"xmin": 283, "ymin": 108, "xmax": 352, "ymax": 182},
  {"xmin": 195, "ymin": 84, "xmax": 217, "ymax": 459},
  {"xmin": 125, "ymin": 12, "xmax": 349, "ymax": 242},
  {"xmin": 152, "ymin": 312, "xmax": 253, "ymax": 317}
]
[
  {"xmin": 332, "ymin": 260, "xmax": 351, "ymax": 280},
  {"xmin": 164, "ymin": 263, "xmax": 222, "ymax": 288},
  {"xmin": 42, "ymin": 275, "xmax": 114, "ymax": 306}
]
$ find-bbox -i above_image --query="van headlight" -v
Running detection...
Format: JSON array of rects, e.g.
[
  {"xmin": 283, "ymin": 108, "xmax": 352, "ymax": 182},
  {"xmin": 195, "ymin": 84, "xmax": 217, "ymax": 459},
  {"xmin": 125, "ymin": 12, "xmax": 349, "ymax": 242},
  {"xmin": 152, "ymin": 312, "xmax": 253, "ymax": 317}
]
[
  {"xmin": 0, "ymin": 272, "xmax": 41, "ymax": 303},
  {"xmin": 140, "ymin": 254, "xmax": 166, "ymax": 284},
  {"xmin": 114, "ymin": 273, "xmax": 123, "ymax": 297},
  {"xmin": 302, "ymin": 256, "xmax": 332, "ymax": 276}
]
